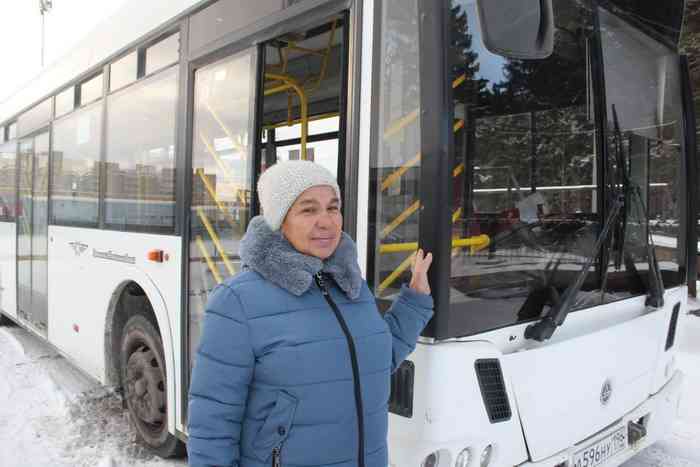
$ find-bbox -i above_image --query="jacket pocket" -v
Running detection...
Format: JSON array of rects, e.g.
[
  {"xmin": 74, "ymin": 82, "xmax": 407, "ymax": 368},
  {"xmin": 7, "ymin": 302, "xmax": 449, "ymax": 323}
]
[{"xmin": 251, "ymin": 390, "xmax": 298, "ymax": 462}]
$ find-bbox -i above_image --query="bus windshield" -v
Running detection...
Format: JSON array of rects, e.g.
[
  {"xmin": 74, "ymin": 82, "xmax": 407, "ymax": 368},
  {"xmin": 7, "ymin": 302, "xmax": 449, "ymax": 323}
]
[{"xmin": 445, "ymin": 0, "xmax": 685, "ymax": 337}]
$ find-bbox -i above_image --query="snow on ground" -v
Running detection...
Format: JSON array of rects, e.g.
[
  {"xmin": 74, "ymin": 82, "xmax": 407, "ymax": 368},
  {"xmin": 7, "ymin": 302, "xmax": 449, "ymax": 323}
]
[
  {"xmin": 621, "ymin": 313, "xmax": 700, "ymax": 467},
  {"xmin": 0, "ymin": 324, "xmax": 186, "ymax": 467},
  {"xmin": 1, "ymin": 315, "xmax": 699, "ymax": 467}
]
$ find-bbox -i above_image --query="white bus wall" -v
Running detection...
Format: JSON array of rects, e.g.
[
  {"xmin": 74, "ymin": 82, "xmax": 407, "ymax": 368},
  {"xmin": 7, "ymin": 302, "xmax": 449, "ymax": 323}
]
[
  {"xmin": 389, "ymin": 286, "xmax": 686, "ymax": 466},
  {"xmin": 0, "ymin": 221, "xmax": 17, "ymax": 320},
  {"xmin": 388, "ymin": 341, "xmax": 529, "ymax": 467},
  {"xmin": 47, "ymin": 225, "xmax": 183, "ymax": 435}
]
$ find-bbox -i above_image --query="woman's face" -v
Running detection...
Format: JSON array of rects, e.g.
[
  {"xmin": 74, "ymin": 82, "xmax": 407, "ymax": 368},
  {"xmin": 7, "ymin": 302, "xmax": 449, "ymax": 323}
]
[{"xmin": 281, "ymin": 185, "xmax": 342, "ymax": 260}]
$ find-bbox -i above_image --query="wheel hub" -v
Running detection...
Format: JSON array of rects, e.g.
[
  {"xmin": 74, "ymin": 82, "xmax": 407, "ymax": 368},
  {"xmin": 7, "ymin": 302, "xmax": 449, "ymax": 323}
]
[{"xmin": 125, "ymin": 345, "xmax": 165, "ymax": 425}]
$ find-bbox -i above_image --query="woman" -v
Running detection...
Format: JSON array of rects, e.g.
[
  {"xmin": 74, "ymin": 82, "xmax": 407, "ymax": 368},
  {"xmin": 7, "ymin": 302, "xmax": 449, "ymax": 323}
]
[{"xmin": 187, "ymin": 160, "xmax": 433, "ymax": 467}]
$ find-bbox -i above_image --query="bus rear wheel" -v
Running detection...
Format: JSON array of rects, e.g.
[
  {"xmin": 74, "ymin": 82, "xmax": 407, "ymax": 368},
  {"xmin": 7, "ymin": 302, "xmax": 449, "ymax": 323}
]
[{"xmin": 120, "ymin": 314, "xmax": 185, "ymax": 458}]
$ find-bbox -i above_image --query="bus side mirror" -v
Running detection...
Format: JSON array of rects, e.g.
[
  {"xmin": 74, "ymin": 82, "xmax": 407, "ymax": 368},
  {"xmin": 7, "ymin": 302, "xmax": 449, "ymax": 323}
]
[{"xmin": 475, "ymin": 0, "xmax": 554, "ymax": 60}]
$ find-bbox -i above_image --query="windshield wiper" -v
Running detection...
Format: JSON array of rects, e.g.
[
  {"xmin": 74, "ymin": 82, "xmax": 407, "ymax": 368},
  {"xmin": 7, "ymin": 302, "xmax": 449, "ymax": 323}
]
[
  {"xmin": 524, "ymin": 195, "xmax": 624, "ymax": 341},
  {"xmin": 525, "ymin": 106, "xmax": 664, "ymax": 342}
]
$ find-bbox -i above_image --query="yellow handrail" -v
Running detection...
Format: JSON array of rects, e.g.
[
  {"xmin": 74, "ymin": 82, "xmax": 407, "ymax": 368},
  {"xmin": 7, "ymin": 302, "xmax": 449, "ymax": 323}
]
[
  {"xmin": 380, "ymin": 200, "xmax": 420, "ymax": 239},
  {"xmin": 378, "ymin": 235, "xmax": 490, "ymax": 254},
  {"xmin": 196, "ymin": 207, "xmax": 236, "ymax": 276},
  {"xmin": 383, "ymin": 109, "xmax": 419, "ymax": 141},
  {"xmin": 380, "ymin": 152, "xmax": 421, "ymax": 192},
  {"xmin": 199, "ymin": 131, "xmax": 237, "ymax": 183},
  {"xmin": 195, "ymin": 235, "xmax": 223, "ymax": 284},
  {"xmin": 195, "ymin": 168, "xmax": 239, "ymax": 231},
  {"xmin": 264, "ymin": 72, "xmax": 308, "ymax": 159},
  {"xmin": 381, "ymin": 118, "xmax": 465, "ymax": 193},
  {"xmin": 304, "ymin": 19, "xmax": 339, "ymax": 93}
]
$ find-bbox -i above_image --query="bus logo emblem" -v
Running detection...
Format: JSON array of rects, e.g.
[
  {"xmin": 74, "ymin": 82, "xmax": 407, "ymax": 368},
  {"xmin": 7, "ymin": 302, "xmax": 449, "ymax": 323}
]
[
  {"xmin": 600, "ymin": 379, "xmax": 613, "ymax": 406},
  {"xmin": 69, "ymin": 241, "xmax": 88, "ymax": 256}
]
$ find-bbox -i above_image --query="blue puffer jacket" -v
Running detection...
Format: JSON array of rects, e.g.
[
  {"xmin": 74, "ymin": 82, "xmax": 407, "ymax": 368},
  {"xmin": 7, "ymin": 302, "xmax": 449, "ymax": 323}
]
[{"xmin": 187, "ymin": 216, "xmax": 433, "ymax": 467}]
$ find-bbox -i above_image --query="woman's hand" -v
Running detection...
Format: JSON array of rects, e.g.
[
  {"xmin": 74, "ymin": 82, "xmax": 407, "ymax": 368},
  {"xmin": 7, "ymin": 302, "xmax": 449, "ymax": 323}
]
[{"xmin": 409, "ymin": 249, "xmax": 433, "ymax": 295}]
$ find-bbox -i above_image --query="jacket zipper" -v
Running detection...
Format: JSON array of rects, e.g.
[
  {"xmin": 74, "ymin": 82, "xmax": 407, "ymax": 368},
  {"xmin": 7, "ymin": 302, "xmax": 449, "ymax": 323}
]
[
  {"xmin": 272, "ymin": 446, "xmax": 281, "ymax": 467},
  {"xmin": 314, "ymin": 272, "xmax": 366, "ymax": 467}
]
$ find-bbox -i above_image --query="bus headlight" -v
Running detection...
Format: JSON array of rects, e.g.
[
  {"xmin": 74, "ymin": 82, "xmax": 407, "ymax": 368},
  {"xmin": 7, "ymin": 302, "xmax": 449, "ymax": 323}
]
[
  {"xmin": 455, "ymin": 448, "xmax": 471, "ymax": 467},
  {"xmin": 480, "ymin": 444, "xmax": 493, "ymax": 467},
  {"xmin": 421, "ymin": 451, "xmax": 439, "ymax": 467},
  {"xmin": 421, "ymin": 449, "xmax": 451, "ymax": 467}
]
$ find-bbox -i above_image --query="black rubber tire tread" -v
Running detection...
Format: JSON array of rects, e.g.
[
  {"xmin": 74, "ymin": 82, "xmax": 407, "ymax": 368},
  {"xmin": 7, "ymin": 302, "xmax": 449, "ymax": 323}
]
[{"xmin": 120, "ymin": 314, "xmax": 186, "ymax": 458}]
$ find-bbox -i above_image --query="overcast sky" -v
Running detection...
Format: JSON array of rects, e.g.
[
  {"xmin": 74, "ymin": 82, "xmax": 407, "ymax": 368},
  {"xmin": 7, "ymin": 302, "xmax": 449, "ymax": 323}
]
[{"xmin": 0, "ymin": 0, "xmax": 130, "ymax": 104}]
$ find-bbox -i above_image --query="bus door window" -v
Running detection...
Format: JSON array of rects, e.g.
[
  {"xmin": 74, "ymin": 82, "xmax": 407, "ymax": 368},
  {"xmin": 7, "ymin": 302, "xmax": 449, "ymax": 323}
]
[
  {"xmin": 257, "ymin": 16, "xmax": 345, "ymax": 181},
  {"xmin": 188, "ymin": 49, "xmax": 257, "ymax": 362}
]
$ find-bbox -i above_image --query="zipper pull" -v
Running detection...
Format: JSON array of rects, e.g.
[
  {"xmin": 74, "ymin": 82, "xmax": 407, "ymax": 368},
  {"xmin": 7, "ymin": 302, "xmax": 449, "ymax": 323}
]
[
  {"xmin": 272, "ymin": 447, "xmax": 281, "ymax": 467},
  {"xmin": 315, "ymin": 272, "xmax": 328, "ymax": 295}
]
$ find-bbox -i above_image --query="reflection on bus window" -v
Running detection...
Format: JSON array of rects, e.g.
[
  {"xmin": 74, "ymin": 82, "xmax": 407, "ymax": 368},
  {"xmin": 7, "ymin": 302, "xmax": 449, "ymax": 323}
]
[
  {"xmin": 599, "ymin": 7, "xmax": 684, "ymax": 288},
  {"xmin": 369, "ymin": 0, "xmax": 422, "ymax": 303},
  {"xmin": 80, "ymin": 74, "xmax": 103, "ymax": 106},
  {"xmin": 55, "ymin": 86, "xmax": 75, "ymax": 119},
  {"xmin": 104, "ymin": 67, "xmax": 178, "ymax": 231},
  {"xmin": 0, "ymin": 143, "xmax": 16, "ymax": 221},
  {"xmin": 447, "ymin": 0, "xmax": 602, "ymax": 335},
  {"xmin": 146, "ymin": 33, "xmax": 180, "ymax": 76},
  {"xmin": 51, "ymin": 101, "xmax": 102, "ymax": 226},
  {"xmin": 188, "ymin": 49, "xmax": 256, "ymax": 363},
  {"xmin": 110, "ymin": 51, "xmax": 138, "ymax": 92},
  {"xmin": 17, "ymin": 99, "xmax": 51, "ymax": 137},
  {"xmin": 444, "ymin": 0, "xmax": 686, "ymax": 337}
]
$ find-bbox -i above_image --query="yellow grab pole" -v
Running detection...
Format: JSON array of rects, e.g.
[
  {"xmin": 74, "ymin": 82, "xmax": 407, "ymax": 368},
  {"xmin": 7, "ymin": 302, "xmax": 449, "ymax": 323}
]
[
  {"xmin": 195, "ymin": 169, "xmax": 238, "ymax": 230},
  {"xmin": 199, "ymin": 132, "xmax": 236, "ymax": 183},
  {"xmin": 383, "ymin": 109, "xmax": 420, "ymax": 141},
  {"xmin": 378, "ymin": 235, "xmax": 490, "ymax": 254},
  {"xmin": 381, "ymin": 119, "xmax": 466, "ymax": 192},
  {"xmin": 265, "ymin": 73, "xmax": 309, "ymax": 159},
  {"xmin": 381, "ymin": 152, "xmax": 421, "ymax": 192},
  {"xmin": 195, "ymin": 235, "xmax": 223, "ymax": 284},
  {"xmin": 377, "ymin": 253, "xmax": 416, "ymax": 295},
  {"xmin": 196, "ymin": 207, "xmax": 236, "ymax": 276},
  {"xmin": 380, "ymin": 200, "xmax": 420, "ymax": 239}
]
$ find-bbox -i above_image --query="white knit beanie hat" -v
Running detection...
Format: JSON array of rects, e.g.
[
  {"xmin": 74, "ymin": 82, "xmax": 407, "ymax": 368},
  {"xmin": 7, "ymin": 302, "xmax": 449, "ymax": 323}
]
[{"xmin": 257, "ymin": 160, "xmax": 341, "ymax": 230}]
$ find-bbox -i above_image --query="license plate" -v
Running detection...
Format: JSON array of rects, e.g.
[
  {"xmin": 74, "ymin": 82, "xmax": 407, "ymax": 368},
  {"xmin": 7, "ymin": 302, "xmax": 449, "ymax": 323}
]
[{"xmin": 572, "ymin": 426, "xmax": 628, "ymax": 467}]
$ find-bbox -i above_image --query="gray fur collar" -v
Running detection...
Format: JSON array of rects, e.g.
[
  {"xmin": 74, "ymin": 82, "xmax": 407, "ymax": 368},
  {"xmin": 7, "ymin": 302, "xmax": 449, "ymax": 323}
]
[{"xmin": 239, "ymin": 216, "xmax": 363, "ymax": 299}]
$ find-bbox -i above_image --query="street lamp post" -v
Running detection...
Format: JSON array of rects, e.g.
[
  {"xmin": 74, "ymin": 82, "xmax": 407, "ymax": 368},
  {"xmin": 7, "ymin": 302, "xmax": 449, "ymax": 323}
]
[{"xmin": 39, "ymin": 0, "xmax": 53, "ymax": 67}]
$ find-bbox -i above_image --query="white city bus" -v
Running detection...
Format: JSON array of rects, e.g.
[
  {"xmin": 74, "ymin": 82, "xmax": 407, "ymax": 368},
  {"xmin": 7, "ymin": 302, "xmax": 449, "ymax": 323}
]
[{"xmin": 0, "ymin": 0, "xmax": 696, "ymax": 465}]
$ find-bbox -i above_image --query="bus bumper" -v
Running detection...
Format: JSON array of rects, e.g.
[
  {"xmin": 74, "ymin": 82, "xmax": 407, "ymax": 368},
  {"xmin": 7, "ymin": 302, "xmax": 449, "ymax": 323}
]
[{"xmin": 518, "ymin": 370, "xmax": 684, "ymax": 467}]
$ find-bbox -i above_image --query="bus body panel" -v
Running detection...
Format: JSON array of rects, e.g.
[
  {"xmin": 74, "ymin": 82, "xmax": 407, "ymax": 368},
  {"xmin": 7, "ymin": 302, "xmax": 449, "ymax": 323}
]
[
  {"xmin": 47, "ymin": 225, "xmax": 183, "ymax": 434},
  {"xmin": 518, "ymin": 371, "xmax": 683, "ymax": 467},
  {"xmin": 503, "ymin": 289, "xmax": 685, "ymax": 461},
  {"xmin": 388, "ymin": 342, "xmax": 530, "ymax": 467},
  {"xmin": 0, "ymin": 221, "xmax": 17, "ymax": 320}
]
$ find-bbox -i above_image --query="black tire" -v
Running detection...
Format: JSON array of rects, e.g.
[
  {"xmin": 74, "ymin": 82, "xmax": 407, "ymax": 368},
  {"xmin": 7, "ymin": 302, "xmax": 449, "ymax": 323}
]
[{"xmin": 120, "ymin": 314, "xmax": 185, "ymax": 458}]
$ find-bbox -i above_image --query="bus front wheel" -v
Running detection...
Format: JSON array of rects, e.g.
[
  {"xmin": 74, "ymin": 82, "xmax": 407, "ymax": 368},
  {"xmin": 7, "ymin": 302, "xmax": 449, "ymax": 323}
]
[{"xmin": 120, "ymin": 314, "xmax": 185, "ymax": 458}]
